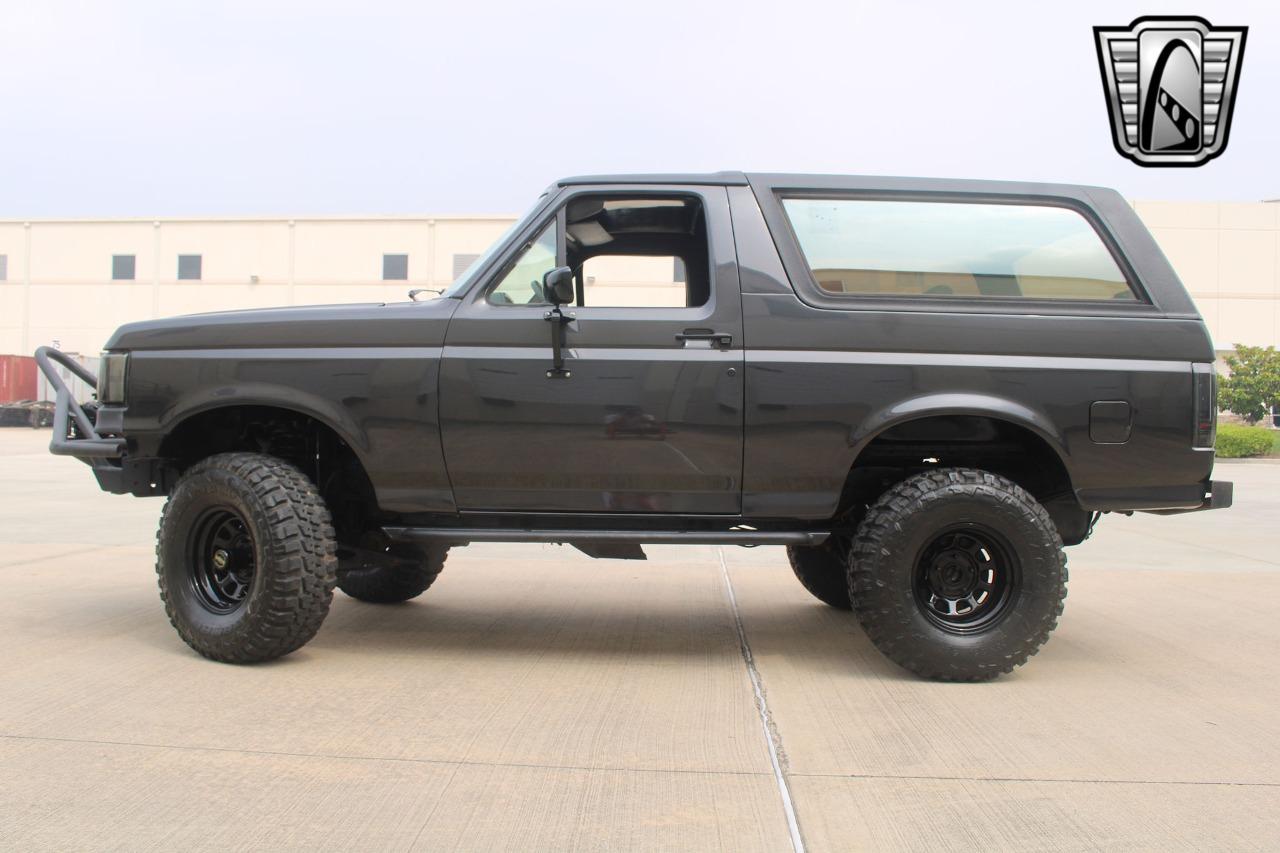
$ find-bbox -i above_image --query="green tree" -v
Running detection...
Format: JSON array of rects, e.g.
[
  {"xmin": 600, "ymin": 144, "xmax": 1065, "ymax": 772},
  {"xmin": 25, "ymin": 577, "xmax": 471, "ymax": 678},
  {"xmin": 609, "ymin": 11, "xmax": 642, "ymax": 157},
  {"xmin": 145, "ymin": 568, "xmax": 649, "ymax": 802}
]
[{"xmin": 1220, "ymin": 344, "xmax": 1280, "ymax": 424}]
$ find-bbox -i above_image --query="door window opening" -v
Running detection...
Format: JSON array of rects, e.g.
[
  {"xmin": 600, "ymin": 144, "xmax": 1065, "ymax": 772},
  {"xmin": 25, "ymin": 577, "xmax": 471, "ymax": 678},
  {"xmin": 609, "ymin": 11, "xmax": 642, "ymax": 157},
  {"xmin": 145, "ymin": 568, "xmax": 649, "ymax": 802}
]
[
  {"xmin": 566, "ymin": 195, "xmax": 708, "ymax": 308},
  {"xmin": 485, "ymin": 194, "xmax": 711, "ymax": 309}
]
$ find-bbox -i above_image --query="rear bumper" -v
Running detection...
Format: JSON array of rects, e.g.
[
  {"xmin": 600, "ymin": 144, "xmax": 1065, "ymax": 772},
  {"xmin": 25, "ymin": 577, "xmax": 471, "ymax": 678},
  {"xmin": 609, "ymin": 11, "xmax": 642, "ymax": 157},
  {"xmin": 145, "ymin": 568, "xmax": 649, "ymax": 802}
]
[
  {"xmin": 1145, "ymin": 480, "xmax": 1232, "ymax": 515},
  {"xmin": 1199, "ymin": 479, "xmax": 1233, "ymax": 511}
]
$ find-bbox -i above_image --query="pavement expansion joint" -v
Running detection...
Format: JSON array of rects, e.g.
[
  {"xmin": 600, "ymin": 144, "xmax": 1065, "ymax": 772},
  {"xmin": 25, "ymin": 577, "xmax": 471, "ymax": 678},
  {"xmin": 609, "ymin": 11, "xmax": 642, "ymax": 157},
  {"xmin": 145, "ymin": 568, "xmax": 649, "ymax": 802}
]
[
  {"xmin": 0, "ymin": 731, "xmax": 772, "ymax": 779},
  {"xmin": 718, "ymin": 546, "xmax": 807, "ymax": 853},
  {"xmin": 790, "ymin": 770, "xmax": 1280, "ymax": 788},
  {"xmin": 0, "ymin": 545, "xmax": 103, "ymax": 570}
]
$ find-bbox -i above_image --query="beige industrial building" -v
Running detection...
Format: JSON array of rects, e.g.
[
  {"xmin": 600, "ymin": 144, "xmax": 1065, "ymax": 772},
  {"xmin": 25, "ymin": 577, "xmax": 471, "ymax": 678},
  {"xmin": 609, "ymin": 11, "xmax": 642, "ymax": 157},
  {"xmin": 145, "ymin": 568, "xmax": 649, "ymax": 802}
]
[
  {"xmin": 2, "ymin": 200, "xmax": 1277, "ymax": 360},
  {"xmin": 0, "ymin": 214, "xmax": 514, "ymax": 357}
]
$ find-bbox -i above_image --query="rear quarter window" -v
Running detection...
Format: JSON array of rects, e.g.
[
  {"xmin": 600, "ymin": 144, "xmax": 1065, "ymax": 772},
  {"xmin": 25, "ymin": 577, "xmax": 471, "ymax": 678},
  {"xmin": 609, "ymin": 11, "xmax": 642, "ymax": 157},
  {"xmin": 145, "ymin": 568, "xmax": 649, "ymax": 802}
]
[{"xmin": 781, "ymin": 198, "xmax": 1135, "ymax": 302}]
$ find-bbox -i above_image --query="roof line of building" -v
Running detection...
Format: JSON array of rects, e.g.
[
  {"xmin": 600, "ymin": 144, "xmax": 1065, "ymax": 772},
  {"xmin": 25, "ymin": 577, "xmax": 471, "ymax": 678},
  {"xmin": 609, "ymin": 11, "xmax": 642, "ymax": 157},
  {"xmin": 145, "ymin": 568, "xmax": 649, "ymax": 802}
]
[
  {"xmin": 3, "ymin": 199, "xmax": 1278, "ymax": 226},
  {"xmin": 0, "ymin": 214, "xmax": 519, "ymax": 225}
]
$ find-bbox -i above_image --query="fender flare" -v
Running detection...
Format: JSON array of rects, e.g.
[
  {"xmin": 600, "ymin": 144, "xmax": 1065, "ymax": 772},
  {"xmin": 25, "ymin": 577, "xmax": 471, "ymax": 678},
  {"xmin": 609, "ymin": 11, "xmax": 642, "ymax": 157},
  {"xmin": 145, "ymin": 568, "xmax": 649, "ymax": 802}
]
[
  {"xmin": 847, "ymin": 392, "xmax": 1071, "ymax": 471},
  {"xmin": 155, "ymin": 382, "xmax": 374, "ymax": 465}
]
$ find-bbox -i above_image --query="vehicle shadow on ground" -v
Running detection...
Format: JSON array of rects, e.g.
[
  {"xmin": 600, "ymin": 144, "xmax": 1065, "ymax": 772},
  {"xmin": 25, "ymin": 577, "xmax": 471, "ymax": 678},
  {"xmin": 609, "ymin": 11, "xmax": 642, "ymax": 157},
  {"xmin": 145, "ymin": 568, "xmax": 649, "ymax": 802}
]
[
  {"xmin": 309, "ymin": 595, "xmax": 919, "ymax": 681},
  {"xmin": 88, "ymin": 572, "xmax": 1069, "ymax": 683}
]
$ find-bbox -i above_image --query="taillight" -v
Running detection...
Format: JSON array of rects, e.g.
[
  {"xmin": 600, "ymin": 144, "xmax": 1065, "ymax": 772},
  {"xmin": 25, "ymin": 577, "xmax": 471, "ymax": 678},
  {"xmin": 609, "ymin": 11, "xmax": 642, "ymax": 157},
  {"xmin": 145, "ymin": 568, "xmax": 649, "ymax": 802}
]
[{"xmin": 1192, "ymin": 363, "xmax": 1217, "ymax": 449}]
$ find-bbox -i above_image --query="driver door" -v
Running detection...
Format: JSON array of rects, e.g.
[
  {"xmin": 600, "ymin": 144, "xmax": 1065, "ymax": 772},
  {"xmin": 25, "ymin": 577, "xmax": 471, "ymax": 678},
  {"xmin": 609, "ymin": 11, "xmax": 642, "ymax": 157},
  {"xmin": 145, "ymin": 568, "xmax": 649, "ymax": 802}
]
[{"xmin": 438, "ymin": 185, "xmax": 744, "ymax": 514}]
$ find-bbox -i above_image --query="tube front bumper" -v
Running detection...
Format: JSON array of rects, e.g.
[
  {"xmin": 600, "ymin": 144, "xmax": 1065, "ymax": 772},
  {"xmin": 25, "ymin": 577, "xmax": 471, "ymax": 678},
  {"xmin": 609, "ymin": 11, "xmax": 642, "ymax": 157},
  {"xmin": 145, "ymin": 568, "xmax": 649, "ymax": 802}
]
[{"xmin": 33, "ymin": 347, "xmax": 126, "ymax": 464}]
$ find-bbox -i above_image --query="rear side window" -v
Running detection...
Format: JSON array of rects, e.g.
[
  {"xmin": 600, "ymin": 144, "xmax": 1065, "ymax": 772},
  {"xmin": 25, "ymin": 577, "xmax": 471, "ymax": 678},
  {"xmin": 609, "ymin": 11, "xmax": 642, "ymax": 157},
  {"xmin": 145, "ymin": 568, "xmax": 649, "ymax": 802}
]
[{"xmin": 781, "ymin": 198, "xmax": 1135, "ymax": 302}]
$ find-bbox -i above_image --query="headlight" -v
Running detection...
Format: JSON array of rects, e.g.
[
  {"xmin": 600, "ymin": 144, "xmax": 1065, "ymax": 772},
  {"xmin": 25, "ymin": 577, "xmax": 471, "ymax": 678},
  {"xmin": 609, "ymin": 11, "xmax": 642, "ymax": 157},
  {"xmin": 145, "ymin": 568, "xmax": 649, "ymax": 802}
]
[{"xmin": 98, "ymin": 353, "xmax": 129, "ymax": 404}]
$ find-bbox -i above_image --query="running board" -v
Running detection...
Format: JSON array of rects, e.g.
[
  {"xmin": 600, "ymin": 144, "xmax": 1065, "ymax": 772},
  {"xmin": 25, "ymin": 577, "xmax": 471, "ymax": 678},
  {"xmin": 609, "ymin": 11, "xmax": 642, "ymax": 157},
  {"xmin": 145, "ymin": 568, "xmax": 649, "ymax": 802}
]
[{"xmin": 382, "ymin": 527, "xmax": 829, "ymax": 547}]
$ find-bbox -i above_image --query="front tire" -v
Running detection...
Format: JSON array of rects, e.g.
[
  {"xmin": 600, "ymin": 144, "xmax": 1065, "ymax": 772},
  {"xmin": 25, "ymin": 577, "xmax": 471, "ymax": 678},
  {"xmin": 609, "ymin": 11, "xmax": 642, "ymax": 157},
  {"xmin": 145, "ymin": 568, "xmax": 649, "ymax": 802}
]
[
  {"xmin": 156, "ymin": 452, "xmax": 337, "ymax": 663},
  {"xmin": 849, "ymin": 468, "xmax": 1067, "ymax": 681}
]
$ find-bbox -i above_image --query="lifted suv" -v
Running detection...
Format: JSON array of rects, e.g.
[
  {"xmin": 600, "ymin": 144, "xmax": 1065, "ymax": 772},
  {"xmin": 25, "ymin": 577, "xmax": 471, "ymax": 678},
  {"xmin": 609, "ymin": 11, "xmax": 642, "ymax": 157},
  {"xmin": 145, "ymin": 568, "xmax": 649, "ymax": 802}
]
[{"xmin": 38, "ymin": 172, "xmax": 1231, "ymax": 680}]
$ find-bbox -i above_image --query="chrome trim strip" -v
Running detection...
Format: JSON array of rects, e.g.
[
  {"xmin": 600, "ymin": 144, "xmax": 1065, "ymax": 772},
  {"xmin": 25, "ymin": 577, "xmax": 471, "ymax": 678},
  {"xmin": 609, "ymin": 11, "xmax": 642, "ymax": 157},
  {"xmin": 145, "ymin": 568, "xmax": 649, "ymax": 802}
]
[
  {"xmin": 745, "ymin": 350, "xmax": 1190, "ymax": 373},
  {"xmin": 133, "ymin": 347, "xmax": 444, "ymax": 360}
]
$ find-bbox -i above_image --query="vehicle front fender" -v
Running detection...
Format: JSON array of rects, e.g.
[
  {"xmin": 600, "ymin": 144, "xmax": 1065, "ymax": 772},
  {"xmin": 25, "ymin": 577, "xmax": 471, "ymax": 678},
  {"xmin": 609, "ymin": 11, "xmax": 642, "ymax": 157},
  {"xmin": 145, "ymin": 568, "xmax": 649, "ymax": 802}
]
[{"xmin": 122, "ymin": 347, "xmax": 454, "ymax": 513}]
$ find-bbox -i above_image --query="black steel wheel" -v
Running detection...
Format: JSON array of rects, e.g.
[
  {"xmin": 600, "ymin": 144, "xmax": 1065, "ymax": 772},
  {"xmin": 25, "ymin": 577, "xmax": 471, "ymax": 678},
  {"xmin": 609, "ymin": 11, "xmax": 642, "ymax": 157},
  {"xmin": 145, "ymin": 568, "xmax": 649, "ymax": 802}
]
[
  {"xmin": 188, "ymin": 508, "xmax": 257, "ymax": 614},
  {"xmin": 913, "ymin": 526, "xmax": 1017, "ymax": 633},
  {"xmin": 849, "ymin": 468, "xmax": 1067, "ymax": 682},
  {"xmin": 156, "ymin": 452, "xmax": 337, "ymax": 663}
]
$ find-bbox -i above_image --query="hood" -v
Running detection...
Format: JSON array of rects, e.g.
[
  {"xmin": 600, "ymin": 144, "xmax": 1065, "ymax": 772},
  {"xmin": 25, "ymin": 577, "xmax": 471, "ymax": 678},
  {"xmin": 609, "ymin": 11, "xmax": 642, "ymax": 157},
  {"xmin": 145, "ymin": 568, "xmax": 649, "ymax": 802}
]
[{"xmin": 105, "ymin": 299, "xmax": 460, "ymax": 351}]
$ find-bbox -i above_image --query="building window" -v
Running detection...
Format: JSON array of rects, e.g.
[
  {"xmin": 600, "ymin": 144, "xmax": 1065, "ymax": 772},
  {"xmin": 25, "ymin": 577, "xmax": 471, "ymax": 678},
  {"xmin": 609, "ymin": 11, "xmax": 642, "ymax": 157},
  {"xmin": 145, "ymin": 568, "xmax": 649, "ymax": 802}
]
[
  {"xmin": 383, "ymin": 254, "xmax": 409, "ymax": 281},
  {"xmin": 0, "ymin": 254, "xmax": 7, "ymax": 281},
  {"xmin": 177, "ymin": 254, "xmax": 202, "ymax": 281},
  {"xmin": 453, "ymin": 253, "xmax": 480, "ymax": 279},
  {"xmin": 112, "ymin": 255, "xmax": 136, "ymax": 280}
]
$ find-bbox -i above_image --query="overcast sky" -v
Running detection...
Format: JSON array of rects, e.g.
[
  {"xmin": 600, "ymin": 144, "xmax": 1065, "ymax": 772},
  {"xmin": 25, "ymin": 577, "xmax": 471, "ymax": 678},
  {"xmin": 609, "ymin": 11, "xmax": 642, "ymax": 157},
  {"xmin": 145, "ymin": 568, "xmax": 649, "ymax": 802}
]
[{"xmin": 5, "ymin": 0, "xmax": 1276, "ymax": 217}]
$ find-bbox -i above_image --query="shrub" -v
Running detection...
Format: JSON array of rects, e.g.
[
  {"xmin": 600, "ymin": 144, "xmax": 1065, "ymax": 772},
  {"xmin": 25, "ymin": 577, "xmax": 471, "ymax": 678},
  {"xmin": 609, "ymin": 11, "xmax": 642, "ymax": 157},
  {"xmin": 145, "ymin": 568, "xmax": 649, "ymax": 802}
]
[
  {"xmin": 1216, "ymin": 423, "xmax": 1276, "ymax": 458},
  {"xmin": 1220, "ymin": 344, "xmax": 1280, "ymax": 424}
]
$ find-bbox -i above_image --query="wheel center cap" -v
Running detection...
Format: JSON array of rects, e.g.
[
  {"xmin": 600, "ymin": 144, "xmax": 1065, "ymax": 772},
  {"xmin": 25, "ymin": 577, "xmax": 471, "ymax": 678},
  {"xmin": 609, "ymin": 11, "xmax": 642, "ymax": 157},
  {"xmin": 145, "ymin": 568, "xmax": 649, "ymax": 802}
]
[
  {"xmin": 212, "ymin": 549, "xmax": 230, "ymax": 571},
  {"xmin": 930, "ymin": 552, "xmax": 978, "ymax": 598}
]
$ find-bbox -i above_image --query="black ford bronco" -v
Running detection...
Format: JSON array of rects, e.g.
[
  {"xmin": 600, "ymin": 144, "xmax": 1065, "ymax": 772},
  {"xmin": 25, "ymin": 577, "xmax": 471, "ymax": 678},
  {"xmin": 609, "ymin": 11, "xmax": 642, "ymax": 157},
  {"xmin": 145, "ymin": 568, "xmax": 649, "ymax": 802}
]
[{"xmin": 38, "ymin": 172, "xmax": 1231, "ymax": 680}]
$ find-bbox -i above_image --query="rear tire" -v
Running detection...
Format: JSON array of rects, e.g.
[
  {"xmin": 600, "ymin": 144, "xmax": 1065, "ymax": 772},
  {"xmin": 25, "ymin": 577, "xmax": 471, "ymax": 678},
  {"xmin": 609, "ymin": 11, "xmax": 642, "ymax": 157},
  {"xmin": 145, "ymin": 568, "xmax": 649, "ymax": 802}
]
[
  {"xmin": 786, "ymin": 543, "xmax": 852, "ymax": 609},
  {"xmin": 156, "ymin": 452, "xmax": 337, "ymax": 663},
  {"xmin": 337, "ymin": 544, "xmax": 447, "ymax": 603},
  {"xmin": 849, "ymin": 468, "xmax": 1067, "ymax": 682}
]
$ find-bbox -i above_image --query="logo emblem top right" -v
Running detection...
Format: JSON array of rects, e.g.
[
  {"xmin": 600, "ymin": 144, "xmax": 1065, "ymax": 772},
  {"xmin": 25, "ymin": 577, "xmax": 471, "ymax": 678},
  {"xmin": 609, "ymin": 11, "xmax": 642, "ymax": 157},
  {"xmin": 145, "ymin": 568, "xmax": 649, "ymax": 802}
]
[{"xmin": 1094, "ymin": 16, "xmax": 1247, "ymax": 167}]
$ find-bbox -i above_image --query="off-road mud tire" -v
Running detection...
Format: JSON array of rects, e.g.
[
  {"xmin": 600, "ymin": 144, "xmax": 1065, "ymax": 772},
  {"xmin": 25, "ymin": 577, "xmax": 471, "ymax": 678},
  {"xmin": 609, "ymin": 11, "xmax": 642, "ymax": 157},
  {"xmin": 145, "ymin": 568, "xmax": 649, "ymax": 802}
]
[
  {"xmin": 787, "ymin": 543, "xmax": 853, "ymax": 609},
  {"xmin": 156, "ymin": 452, "xmax": 337, "ymax": 663},
  {"xmin": 849, "ymin": 468, "xmax": 1067, "ymax": 681},
  {"xmin": 337, "ymin": 544, "xmax": 448, "ymax": 603}
]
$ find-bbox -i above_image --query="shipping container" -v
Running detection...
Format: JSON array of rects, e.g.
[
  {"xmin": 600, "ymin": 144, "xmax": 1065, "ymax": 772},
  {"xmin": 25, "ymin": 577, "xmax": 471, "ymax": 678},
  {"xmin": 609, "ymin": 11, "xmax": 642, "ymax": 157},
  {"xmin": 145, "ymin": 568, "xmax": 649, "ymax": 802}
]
[
  {"xmin": 35, "ymin": 352, "xmax": 99, "ymax": 404},
  {"xmin": 0, "ymin": 355, "xmax": 38, "ymax": 403}
]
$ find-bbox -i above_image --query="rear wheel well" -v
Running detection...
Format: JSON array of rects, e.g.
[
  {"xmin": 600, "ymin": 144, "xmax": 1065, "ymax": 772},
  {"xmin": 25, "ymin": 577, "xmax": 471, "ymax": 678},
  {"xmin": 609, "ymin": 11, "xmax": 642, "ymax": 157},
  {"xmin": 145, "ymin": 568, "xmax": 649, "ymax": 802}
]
[
  {"xmin": 838, "ymin": 415, "xmax": 1091, "ymax": 545},
  {"xmin": 158, "ymin": 406, "xmax": 379, "ymax": 546}
]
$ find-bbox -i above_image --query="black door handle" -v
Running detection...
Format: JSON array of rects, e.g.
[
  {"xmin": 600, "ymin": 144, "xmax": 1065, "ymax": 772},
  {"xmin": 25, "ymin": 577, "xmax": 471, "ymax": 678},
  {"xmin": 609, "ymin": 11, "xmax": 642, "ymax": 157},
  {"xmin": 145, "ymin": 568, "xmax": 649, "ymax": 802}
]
[{"xmin": 676, "ymin": 329, "xmax": 733, "ymax": 349}]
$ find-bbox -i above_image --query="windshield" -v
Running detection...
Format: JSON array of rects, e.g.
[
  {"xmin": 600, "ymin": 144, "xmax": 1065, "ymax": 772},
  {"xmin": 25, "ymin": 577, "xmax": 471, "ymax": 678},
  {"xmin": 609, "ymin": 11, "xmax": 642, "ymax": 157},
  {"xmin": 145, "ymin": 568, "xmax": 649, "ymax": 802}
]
[{"xmin": 438, "ymin": 191, "xmax": 553, "ymax": 298}]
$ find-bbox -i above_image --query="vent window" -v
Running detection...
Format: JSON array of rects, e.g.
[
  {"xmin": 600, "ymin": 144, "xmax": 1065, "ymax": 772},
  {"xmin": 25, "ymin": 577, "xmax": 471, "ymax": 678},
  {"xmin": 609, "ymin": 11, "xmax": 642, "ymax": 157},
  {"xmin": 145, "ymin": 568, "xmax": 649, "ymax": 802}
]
[
  {"xmin": 112, "ymin": 255, "xmax": 136, "ymax": 281},
  {"xmin": 177, "ymin": 254, "xmax": 202, "ymax": 281},
  {"xmin": 453, "ymin": 253, "xmax": 481, "ymax": 279},
  {"xmin": 383, "ymin": 254, "xmax": 409, "ymax": 281}
]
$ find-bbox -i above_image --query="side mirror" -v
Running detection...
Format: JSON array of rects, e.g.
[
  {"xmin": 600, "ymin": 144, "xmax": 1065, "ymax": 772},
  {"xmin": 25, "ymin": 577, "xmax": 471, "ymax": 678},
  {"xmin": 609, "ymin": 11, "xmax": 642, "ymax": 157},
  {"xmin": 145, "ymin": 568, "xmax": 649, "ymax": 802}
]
[{"xmin": 543, "ymin": 266, "xmax": 575, "ymax": 306}]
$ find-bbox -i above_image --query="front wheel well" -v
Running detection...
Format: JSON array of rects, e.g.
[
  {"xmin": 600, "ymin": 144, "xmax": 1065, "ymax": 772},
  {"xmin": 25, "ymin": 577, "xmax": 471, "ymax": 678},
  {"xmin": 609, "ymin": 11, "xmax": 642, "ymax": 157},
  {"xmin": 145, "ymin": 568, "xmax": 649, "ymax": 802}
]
[
  {"xmin": 157, "ymin": 405, "xmax": 379, "ymax": 545},
  {"xmin": 837, "ymin": 415, "xmax": 1091, "ymax": 545}
]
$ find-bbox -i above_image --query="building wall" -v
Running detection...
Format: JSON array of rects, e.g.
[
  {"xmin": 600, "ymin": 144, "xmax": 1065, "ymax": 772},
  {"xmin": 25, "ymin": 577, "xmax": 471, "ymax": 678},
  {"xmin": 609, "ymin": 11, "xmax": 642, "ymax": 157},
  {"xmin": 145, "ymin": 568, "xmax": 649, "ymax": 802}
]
[
  {"xmin": 2, "ymin": 202, "xmax": 1277, "ymax": 358},
  {"xmin": 0, "ymin": 216, "xmax": 513, "ymax": 356},
  {"xmin": 582, "ymin": 253, "xmax": 686, "ymax": 307},
  {"xmin": 1135, "ymin": 201, "xmax": 1279, "ymax": 352},
  {"xmin": 0, "ymin": 222, "xmax": 30, "ymax": 357}
]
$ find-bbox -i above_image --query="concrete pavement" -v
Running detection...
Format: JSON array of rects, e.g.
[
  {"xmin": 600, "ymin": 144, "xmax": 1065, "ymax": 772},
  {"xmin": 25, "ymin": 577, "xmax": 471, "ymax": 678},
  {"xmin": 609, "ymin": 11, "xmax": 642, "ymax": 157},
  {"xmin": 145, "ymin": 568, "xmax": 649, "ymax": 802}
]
[{"xmin": 1, "ymin": 427, "xmax": 1278, "ymax": 851}]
